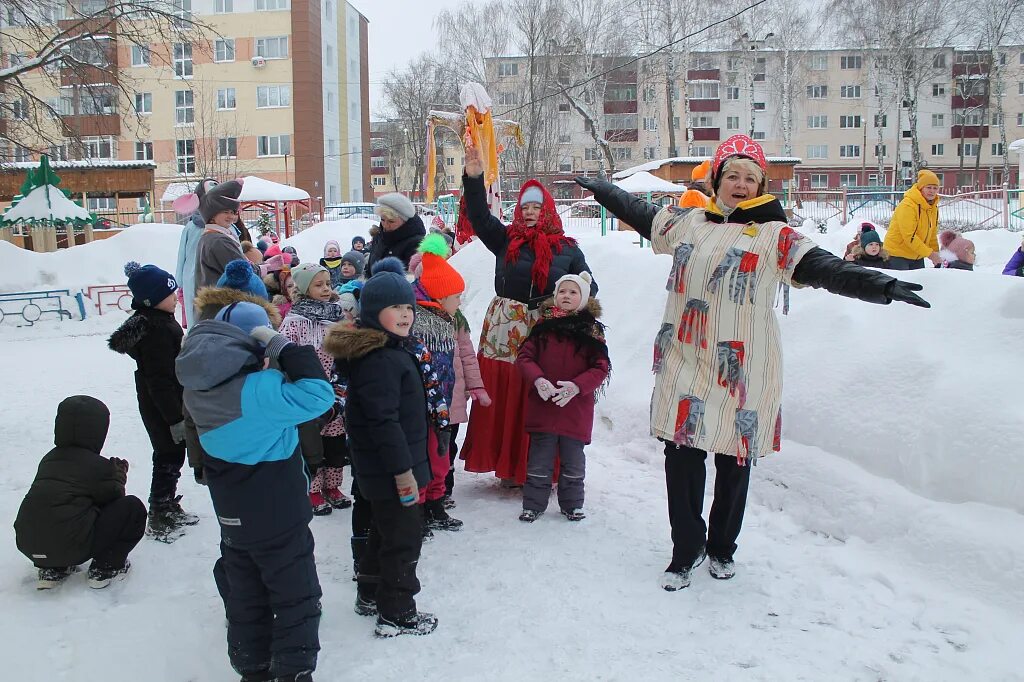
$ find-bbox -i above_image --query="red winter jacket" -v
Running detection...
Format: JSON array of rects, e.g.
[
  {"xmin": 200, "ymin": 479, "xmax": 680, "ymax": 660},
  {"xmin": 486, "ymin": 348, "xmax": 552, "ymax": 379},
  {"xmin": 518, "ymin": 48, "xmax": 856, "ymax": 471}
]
[{"xmin": 515, "ymin": 300, "xmax": 610, "ymax": 444}]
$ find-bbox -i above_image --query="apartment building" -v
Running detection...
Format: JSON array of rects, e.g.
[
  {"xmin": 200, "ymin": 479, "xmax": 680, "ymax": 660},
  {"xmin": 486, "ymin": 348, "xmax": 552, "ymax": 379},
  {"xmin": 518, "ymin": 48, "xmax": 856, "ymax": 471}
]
[{"xmin": 1, "ymin": 0, "xmax": 371, "ymax": 215}]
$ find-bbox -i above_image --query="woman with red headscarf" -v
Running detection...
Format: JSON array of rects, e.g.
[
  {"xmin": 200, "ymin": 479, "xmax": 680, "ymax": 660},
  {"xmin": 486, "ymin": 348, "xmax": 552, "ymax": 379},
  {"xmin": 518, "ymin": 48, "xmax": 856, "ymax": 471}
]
[{"xmin": 459, "ymin": 147, "xmax": 598, "ymax": 486}]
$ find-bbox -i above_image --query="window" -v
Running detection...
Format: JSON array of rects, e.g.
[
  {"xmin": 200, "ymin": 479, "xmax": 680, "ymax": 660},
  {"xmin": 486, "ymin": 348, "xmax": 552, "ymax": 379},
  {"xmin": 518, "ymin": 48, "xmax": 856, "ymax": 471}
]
[
  {"xmin": 643, "ymin": 147, "xmax": 656, "ymax": 159},
  {"xmin": 258, "ymin": 135, "xmax": 290, "ymax": 156},
  {"xmin": 958, "ymin": 143, "xmax": 979, "ymax": 157},
  {"xmin": 68, "ymin": 37, "xmax": 110, "ymax": 66},
  {"xmin": 372, "ymin": 176, "xmax": 387, "ymax": 187},
  {"xmin": 956, "ymin": 111, "xmax": 983, "ymax": 125},
  {"xmin": 726, "ymin": 116, "xmax": 740, "ymax": 130},
  {"xmin": 217, "ymin": 88, "xmax": 236, "ymax": 110},
  {"xmin": 931, "ymin": 83, "xmax": 946, "ymax": 97},
  {"xmin": 584, "ymin": 148, "xmax": 601, "ymax": 161},
  {"xmin": 693, "ymin": 145, "xmax": 713, "ymax": 156},
  {"xmin": 1020, "ymin": 52, "xmax": 1024, "ymax": 65},
  {"xmin": 131, "ymin": 45, "xmax": 150, "ymax": 67},
  {"xmin": 725, "ymin": 86, "xmax": 740, "ymax": 100},
  {"xmin": 753, "ymin": 57, "xmax": 766, "ymax": 82},
  {"xmin": 689, "ymin": 115, "xmax": 714, "ymax": 128},
  {"xmin": 727, "ymin": 57, "xmax": 741, "ymax": 72},
  {"xmin": 1018, "ymin": 112, "xmax": 1024, "ymax": 126},
  {"xmin": 751, "ymin": 131, "xmax": 766, "ymax": 140},
  {"xmin": 872, "ymin": 114, "xmax": 886, "ymax": 127},
  {"xmin": 840, "ymin": 85, "xmax": 861, "ymax": 98},
  {"xmin": 931, "ymin": 143, "xmax": 944, "ymax": 155},
  {"xmin": 839, "ymin": 115, "xmax": 862, "ymax": 128},
  {"xmin": 498, "ymin": 61, "xmax": 518, "ymax": 77},
  {"xmin": 806, "ymin": 145, "xmax": 828, "ymax": 159},
  {"xmin": 807, "ymin": 115, "xmax": 827, "ymax": 129},
  {"xmin": 840, "ymin": 174, "xmax": 858, "ymax": 186},
  {"xmin": 135, "ymin": 141, "xmax": 153, "ymax": 161},
  {"xmin": 257, "ymin": 85, "xmax": 291, "ymax": 108},
  {"xmin": 839, "ymin": 145, "xmax": 861, "ymax": 158},
  {"xmin": 992, "ymin": 143, "xmax": 1005, "ymax": 156},
  {"xmin": 1019, "ymin": 82, "xmax": 1024, "ymax": 95},
  {"xmin": 218, "ymin": 137, "xmax": 237, "ymax": 159},
  {"xmin": 255, "ymin": 37, "xmax": 289, "ymax": 59},
  {"xmin": 933, "ymin": 53, "xmax": 947, "ymax": 68},
  {"xmin": 810, "ymin": 174, "xmax": 828, "ymax": 188},
  {"xmin": 86, "ymin": 197, "xmax": 116, "ymax": 212},
  {"xmin": 173, "ymin": 43, "xmax": 193, "ymax": 78},
  {"xmin": 324, "ymin": 44, "xmax": 333, "ymax": 65},
  {"xmin": 176, "ymin": 139, "xmax": 195, "ymax": 174},
  {"xmin": 174, "ymin": 90, "xmax": 194, "ymax": 124},
  {"xmin": 612, "ymin": 147, "xmax": 632, "ymax": 161},
  {"xmin": 215, "ymin": 39, "xmax": 235, "ymax": 62},
  {"xmin": 642, "ymin": 117, "xmax": 657, "ymax": 131},
  {"xmin": 325, "ymin": 0, "xmax": 332, "ymax": 19},
  {"xmin": 82, "ymin": 136, "xmax": 115, "ymax": 159},
  {"xmin": 753, "ymin": 102, "xmax": 765, "ymax": 111},
  {"xmin": 605, "ymin": 86, "xmax": 637, "ymax": 101},
  {"xmin": 691, "ymin": 56, "xmax": 716, "ymax": 70},
  {"xmin": 875, "ymin": 144, "xmax": 887, "ymax": 157},
  {"xmin": 809, "ymin": 55, "xmax": 828, "ymax": 71},
  {"xmin": 558, "ymin": 134, "xmax": 571, "ymax": 144},
  {"xmin": 48, "ymin": 96, "xmax": 73, "ymax": 117},
  {"xmin": 604, "ymin": 113, "xmax": 637, "ymax": 130},
  {"xmin": 497, "ymin": 92, "xmax": 517, "ymax": 106},
  {"xmin": 370, "ymin": 156, "xmax": 386, "ymax": 168},
  {"xmin": 9, "ymin": 98, "xmax": 28, "ymax": 120},
  {"xmin": 80, "ymin": 87, "xmax": 117, "ymax": 115},
  {"xmin": 216, "ymin": 0, "xmax": 233, "ymax": 11},
  {"xmin": 326, "ymin": 91, "xmax": 335, "ymax": 112},
  {"xmin": 932, "ymin": 113, "xmax": 945, "ymax": 127},
  {"xmin": 134, "ymin": 92, "xmax": 152, "ymax": 114},
  {"xmin": 840, "ymin": 55, "xmax": 862, "ymax": 70},
  {"xmin": 991, "ymin": 113, "xmax": 1003, "ymax": 126},
  {"xmin": 256, "ymin": 0, "xmax": 288, "ymax": 9},
  {"xmin": 558, "ymin": 102, "xmax": 570, "ymax": 113},
  {"xmin": 688, "ymin": 82, "xmax": 719, "ymax": 99},
  {"xmin": 672, "ymin": 117, "xmax": 680, "ymax": 130},
  {"xmin": 171, "ymin": 0, "xmax": 191, "ymax": 25},
  {"xmin": 642, "ymin": 85, "xmax": 657, "ymax": 102},
  {"xmin": 807, "ymin": 85, "xmax": 827, "ymax": 98}
]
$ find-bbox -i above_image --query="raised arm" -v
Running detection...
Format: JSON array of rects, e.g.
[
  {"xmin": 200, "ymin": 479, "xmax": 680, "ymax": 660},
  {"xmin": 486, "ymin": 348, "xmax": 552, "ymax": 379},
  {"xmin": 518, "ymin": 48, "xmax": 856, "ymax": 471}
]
[
  {"xmin": 574, "ymin": 177, "xmax": 660, "ymax": 241},
  {"xmin": 463, "ymin": 147, "xmax": 508, "ymax": 255},
  {"xmin": 792, "ymin": 247, "xmax": 930, "ymax": 308}
]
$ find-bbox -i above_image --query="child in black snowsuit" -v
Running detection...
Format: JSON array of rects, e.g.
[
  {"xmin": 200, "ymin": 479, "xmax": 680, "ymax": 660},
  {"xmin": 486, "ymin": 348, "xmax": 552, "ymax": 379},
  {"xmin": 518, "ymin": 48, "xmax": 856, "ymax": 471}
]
[
  {"xmin": 175, "ymin": 301, "xmax": 335, "ymax": 681},
  {"xmin": 108, "ymin": 261, "xmax": 198, "ymax": 542},
  {"xmin": 324, "ymin": 257, "xmax": 440, "ymax": 638},
  {"xmin": 14, "ymin": 396, "xmax": 147, "ymax": 590}
]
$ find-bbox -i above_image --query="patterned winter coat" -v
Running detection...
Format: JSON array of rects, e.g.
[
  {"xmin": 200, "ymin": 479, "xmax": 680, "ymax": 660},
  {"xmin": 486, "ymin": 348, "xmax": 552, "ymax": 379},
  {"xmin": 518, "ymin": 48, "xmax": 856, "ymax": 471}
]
[
  {"xmin": 279, "ymin": 298, "xmax": 347, "ymax": 437},
  {"xmin": 649, "ymin": 197, "xmax": 816, "ymax": 461}
]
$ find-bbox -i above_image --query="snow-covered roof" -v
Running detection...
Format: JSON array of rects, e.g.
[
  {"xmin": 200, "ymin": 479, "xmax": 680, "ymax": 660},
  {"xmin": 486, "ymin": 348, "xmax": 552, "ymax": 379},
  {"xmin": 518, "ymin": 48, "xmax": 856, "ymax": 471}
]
[
  {"xmin": 239, "ymin": 176, "xmax": 310, "ymax": 202},
  {"xmin": 0, "ymin": 159, "xmax": 157, "ymax": 171},
  {"xmin": 1009, "ymin": 138, "xmax": 1024, "ymax": 153},
  {"xmin": 1, "ymin": 185, "xmax": 92, "ymax": 224},
  {"xmin": 614, "ymin": 171, "xmax": 686, "ymax": 193},
  {"xmin": 613, "ymin": 156, "xmax": 803, "ymax": 180}
]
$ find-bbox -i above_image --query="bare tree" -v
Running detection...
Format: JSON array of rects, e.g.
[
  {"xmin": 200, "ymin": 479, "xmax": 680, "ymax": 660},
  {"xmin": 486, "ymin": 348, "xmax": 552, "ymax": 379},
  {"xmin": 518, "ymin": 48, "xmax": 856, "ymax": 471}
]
[
  {"xmin": 973, "ymin": 0, "xmax": 1024, "ymax": 185},
  {"xmin": 1, "ymin": 0, "xmax": 211, "ymax": 153},
  {"xmin": 433, "ymin": 1, "xmax": 509, "ymax": 86}
]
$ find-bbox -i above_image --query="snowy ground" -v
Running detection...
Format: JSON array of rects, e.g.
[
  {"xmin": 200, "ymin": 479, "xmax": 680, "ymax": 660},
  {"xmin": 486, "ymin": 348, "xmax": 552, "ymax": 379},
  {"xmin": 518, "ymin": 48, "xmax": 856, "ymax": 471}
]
[{"xmin": 1, "ymin": 219, "xmax": 1023, "ymax": 681}]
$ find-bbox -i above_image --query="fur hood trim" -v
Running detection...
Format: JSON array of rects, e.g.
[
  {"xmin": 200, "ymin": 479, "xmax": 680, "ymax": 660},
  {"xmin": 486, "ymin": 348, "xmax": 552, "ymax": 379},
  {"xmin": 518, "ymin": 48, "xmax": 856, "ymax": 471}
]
[
  {"xmin": 108, "ymin": 313, "xmax": 148, "ymax": 354},
  {"xmin": 194, "ymin": 286, "xmax": 282, "ymax": 328},
  {"xmin": 850, "ymin": 245, "xmax": 890, "ymax": 260},
  {"xmin": 323, "ymin": 321, "xmax": 390, "ymax": 360},
  {"xmin": 538, "ymin": 297, "xmax": 603, "ymax": 319}
]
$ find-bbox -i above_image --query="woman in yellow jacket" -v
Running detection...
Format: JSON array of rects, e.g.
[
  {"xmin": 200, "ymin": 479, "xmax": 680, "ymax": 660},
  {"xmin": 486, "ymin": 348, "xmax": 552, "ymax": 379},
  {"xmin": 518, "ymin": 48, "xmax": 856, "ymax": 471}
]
[{"xmin": 882, "ymin": 169, "xmax": 942, "ymax": 270}]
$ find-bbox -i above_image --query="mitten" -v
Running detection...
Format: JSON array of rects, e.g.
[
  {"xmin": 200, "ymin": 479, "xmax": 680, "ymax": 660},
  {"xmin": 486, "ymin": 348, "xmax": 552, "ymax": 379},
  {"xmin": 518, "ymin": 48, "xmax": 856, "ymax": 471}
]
[
  {"xmin": 394, "ymin": 470, "xmax": 419, "ymax": 507},
  {"xmin": 250, "ymin": 326, "xmax": 290, "ymax": 357},
  {"xmin": 553, "ymin": 380, "xmax": 580, "ymax": 408},
  {"xmin": 169, "ymin": 420, "xmax": 186, "ymax": 444},
  {"xmin": 468, "ymin": 388, "xmax": 492, "ymax": 406},
  {"xmin": 534, "ymin": 378, "xmax": 556, "ymax": 401}
]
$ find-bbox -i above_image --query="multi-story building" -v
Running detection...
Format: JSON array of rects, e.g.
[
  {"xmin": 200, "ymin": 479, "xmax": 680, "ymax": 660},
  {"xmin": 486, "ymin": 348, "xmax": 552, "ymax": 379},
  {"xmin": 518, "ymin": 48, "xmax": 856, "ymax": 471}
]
[{"xmin": 1, "ymin": 0, "xmax": 371, "ymax": 216}]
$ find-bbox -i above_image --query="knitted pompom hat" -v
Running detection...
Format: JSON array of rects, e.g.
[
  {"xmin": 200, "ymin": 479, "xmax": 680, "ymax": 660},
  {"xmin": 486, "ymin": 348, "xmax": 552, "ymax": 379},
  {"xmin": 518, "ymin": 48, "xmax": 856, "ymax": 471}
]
[
  {"xmin": 553, "ymin": 271, "xmax": 593, "ymax": 312},
  {"xmin": 216, "ymin": 259, "xmax": 269, "ymax": 300},
  {"xmin": 859, "ymin": 222, "xmax": 882, "ymax": 248},
  {"xmin": 124, "ymin": 261, "xmax": 177, "ymax": 308},
  {"xmin": 939, "ymin": 230, "xmax": 974, "ymax": 262},
  {"xmin": 416, "ymin": 233, "xmax": 465, "ymax": 300}
]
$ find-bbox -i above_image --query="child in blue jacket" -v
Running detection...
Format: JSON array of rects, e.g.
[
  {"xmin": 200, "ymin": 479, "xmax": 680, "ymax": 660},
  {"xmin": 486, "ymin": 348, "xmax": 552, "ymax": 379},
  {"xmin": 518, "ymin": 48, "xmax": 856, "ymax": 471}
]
[{"xmin": 175, "ymin": 301, "xmax": 334, "ymax": 682}]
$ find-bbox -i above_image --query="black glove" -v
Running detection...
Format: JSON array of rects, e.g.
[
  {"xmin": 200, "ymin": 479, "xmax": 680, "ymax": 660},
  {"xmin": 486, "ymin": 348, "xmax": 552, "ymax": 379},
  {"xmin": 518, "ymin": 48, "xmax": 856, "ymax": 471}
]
[
  {"xmin": 885, "ymin": 280, "xmax": 930, "ymax": 308},
  {"xmin": 193, "ymin": 466, "xmax": 207, "ymax": 486},
  {"xmin": 573, "ymin": 176, "xmax": 659, "ymax": 240}
]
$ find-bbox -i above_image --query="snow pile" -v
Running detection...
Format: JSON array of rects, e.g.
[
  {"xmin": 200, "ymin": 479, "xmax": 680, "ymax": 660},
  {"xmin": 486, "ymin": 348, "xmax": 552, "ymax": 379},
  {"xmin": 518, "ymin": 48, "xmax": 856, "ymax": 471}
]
[
  {"xmin": 0, "ymin": 223, "xmax": 182, "ymax": 294},
  {"xmin": 239, "ymin": 176, "xmax": 310, "ymax": 202},
  {"xmin": 281, "ymin": 219, "xmax": 376, "ymax": 261}
]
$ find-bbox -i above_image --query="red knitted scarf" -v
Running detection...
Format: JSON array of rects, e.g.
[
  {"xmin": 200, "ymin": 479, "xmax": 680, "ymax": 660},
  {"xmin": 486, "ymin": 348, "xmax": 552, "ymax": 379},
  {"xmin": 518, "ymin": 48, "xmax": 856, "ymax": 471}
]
[{"xmin": 505, "ymin": 185, "xmax": 575, "ymax": 291}]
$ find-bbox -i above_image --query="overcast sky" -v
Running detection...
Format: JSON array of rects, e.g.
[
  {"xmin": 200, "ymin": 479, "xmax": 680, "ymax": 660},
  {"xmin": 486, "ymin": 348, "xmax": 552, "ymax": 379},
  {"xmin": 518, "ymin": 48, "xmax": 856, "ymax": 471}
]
[{"xmin": 350, "ymin": 0, "xmax": 468, "ymax": 118}]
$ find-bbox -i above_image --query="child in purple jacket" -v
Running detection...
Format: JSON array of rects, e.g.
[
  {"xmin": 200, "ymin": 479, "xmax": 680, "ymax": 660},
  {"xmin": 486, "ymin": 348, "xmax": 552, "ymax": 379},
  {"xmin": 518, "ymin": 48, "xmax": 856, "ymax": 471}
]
[{"xmin": 1003, "ymin": 235, "xmax": 1024, "ymax": 277}]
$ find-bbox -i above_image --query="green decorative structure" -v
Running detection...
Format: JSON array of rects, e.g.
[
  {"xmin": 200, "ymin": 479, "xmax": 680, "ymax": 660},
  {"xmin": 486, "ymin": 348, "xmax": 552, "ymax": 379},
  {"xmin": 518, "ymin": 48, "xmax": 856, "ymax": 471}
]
[{"xmin": 1, "ymin": 155, "xmax": 95, "ymax": 251}]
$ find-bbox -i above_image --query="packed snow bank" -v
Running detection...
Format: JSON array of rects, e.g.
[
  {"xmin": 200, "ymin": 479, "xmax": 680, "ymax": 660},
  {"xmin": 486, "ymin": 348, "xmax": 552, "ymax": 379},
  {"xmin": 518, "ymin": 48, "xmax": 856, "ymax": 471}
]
[
  {"xmin": 281, "ymin": 219, "xmax": 376, "ymax": 262},
  {"xmin": 452, "ymin": 224, "xmax": 1024, "ymax": 513},
  {"xmin": 0, "ymin": 224, "xmax": 182, "ymax": 294}
]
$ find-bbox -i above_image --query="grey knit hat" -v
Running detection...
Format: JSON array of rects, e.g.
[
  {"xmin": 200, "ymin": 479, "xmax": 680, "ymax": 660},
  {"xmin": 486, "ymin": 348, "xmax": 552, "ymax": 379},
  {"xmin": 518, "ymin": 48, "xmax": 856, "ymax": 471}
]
[{"xmin": 375, "ymin": 192, "xmax": 416, "ymax": 221}]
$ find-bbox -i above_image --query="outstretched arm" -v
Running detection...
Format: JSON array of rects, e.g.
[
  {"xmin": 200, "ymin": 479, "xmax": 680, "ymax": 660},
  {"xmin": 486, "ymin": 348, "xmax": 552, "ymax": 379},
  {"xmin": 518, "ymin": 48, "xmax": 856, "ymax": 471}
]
[
  {"xmin": 792, "ymin": 247, "xmax": 929, "ymax": 308},
  {"xmin": 574, "ymin": 177, "xmax": 660, "ymax": 240},
  {"xmin": 462, "ymin": 146, "xmax": 507, "ymax": 255}
]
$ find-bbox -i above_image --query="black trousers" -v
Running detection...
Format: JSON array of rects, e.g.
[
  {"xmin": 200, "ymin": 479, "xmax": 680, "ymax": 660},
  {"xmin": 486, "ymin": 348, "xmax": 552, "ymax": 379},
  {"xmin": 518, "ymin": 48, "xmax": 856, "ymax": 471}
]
[
  {"xmin": 663, "ymin": 442, "xmax": 751, "ymax": 570},
  {"xmin": 350, "ymin": 477, "xmax": 372, "ymax": 570},
  {"xmin": 357, "ymin": 497, "xmax": 423, "ymax": 621},
  {"xmin": 444, "ymin": 423, "xmax": 461, "ymax": 496},
  {"xmin": 886, "ymin": 256, "xmax": 926, "ymax": 271},
  {"xmin": 136, "ymin": 376, "xmax": 186, "ymax": 502},
  {"xmin": 220, "ymin": 526, "xmax": 322, "ymax": 678},
  {"xmin": 90, "ymin": 495, "xmax": 147, "ymax": 569}
]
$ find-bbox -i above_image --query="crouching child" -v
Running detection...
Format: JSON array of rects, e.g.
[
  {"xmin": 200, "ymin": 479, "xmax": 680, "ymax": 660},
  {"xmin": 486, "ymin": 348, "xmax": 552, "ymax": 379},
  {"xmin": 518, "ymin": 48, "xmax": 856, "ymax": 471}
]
[
  {"xmin": 515, "ymin": 272, "xmax": 610, "ymax": 523},
  {"xmin": 175, "ymin": 301, "xmax": 334, "ymax": 681},
  {"xmin": 15, "ymin": 396, "xmax": 147, "ymax": 590}
]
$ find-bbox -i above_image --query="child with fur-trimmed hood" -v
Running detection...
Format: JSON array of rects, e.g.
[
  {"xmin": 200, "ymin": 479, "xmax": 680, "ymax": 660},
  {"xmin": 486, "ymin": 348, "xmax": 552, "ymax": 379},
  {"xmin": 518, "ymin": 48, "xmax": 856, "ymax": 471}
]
[
  {"xmin": 515, "ymin": 271, "xmax": 610, "ymax": 523},
  {"xmin": 845, "ymin": 223, "xmax": 891, "ymax": 268}
]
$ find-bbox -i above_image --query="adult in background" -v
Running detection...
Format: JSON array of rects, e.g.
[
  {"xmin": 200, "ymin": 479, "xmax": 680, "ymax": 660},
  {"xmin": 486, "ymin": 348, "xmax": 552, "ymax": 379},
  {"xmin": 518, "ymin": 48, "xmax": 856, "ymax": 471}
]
[
  {"xmin": 364, "ymin": 193, "xmax": 426, "ymax": 275},
  {"xmin": 460, "ymin": 146, "xmax": 597, "ymax": 487},
  {"xmin": 577, "ymin": 134, "xmax": 928, "ymax": 590},
  {"xmin": 175, "ymin": 178, "xmax": 217, "ymax": 328},
  {"xmin": 882, "ymin": 169, "xmax": 941, "ymax": 270}
]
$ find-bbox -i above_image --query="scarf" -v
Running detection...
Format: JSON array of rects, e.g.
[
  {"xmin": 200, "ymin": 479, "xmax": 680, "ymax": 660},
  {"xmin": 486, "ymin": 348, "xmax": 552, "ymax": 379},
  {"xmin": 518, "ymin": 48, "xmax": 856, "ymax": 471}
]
[
  {"xmin": 529, "ymin": 306, "xmax": 611, "ymax": 394},
  {"xmin": 290, "ymin": 297, "xmax": 346, "ymax": 324},
  {"xmin": 400, "ymin": 335, "xmax": 450, "ymax": 430},
  {"xmin": 505, "ymin": 220, "xmax": 576, "ymax": 292}
]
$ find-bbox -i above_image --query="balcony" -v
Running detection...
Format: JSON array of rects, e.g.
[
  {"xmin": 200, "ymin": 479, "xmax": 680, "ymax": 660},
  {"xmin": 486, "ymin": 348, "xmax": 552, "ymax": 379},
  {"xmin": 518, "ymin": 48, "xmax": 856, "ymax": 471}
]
[
  {"xmin": 952, "ymin": 95, "xmax": 988, "ymax": 109},
  {"xmin": 687, "ymin": 69, "xmax": 720, "ymax": 81},
  {"xmin": 690, "ymin": 99, "xmax": 720, "ymax": 113},
  {"xmin": 691, "ymin": 128, "xmax": 720, "ymax": 141},
  {"xmin": 603, "ymin": 100, "xmax": 637, "ymax": 114},
  {"xmin": 60, "ymin": 114, "xmax": 121, "ymax": 137},
  {"xmin": 951, "ymin": 125, "xmax": 989, "ymax": 139},
  {"xmin": 952, "ymin": 62, "xmax": 989, "ymax": 77},
  {"xmin": 370, "ymin": 166, "xmax": 389, "ymax": 175}
]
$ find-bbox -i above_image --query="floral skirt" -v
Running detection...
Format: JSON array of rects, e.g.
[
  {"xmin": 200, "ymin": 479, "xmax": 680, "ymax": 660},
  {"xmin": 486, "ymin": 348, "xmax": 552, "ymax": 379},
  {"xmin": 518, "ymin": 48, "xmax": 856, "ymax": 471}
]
[{"xmin": 461, "ymin": 296, "xmax": 542, "ymax": 484}]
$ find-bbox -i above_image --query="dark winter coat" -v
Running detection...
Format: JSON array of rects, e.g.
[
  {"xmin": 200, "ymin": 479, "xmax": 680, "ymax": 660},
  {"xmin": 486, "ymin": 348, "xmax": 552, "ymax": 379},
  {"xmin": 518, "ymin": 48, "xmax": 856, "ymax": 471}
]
[
  {"xmin": 14, "ymin": 396, "xmax": 126, "ymax": 567},
  {"xmin": 515, "ymin": 300, "xmax": 610, "ymax": 444},
  {"xmin": 108, "ymin": 306, "xmax": 184, "ymax": 428},
  {"xmin": 175, "ymin": 321, "xmax": 334, "ymax": 544},
  {"xmin": 363, "ymin": 215, "xmax": 426, "ymax": 276},
  {"xmin": 463, "ymin": 174, "xmax": 598, "ymax": 307},
  {"xmin": 848, "ymin": 245, "xmax": 892, "ymax": 269},
  {"xmin": 323, "ymin": 323, "xmax": 430, "ymax": 500}
]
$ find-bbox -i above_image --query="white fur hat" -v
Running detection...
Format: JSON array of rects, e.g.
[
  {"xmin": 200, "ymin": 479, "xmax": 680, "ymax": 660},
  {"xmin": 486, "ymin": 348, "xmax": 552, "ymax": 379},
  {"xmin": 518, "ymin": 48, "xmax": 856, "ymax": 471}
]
[{"xmin": 554, "ymin": 271, "xmax": 593, "ymax": 311}]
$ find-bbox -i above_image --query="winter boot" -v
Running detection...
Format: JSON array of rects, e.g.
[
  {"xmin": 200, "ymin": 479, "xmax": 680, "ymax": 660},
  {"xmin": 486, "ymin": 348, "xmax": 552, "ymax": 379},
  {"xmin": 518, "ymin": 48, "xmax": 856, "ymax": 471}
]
[
  {"xmin": 351, "ymin": 536, "xmax": 367, "ymax": 579},
  {"xmin": 425, "ymin": 499, "xmax": 463, "ymax": 531},
  {"xmin": 309, "ymin": 492, "xmax": 333, "ymax": 516},
  {"xmin": 272, "ymin": 671, "xmax": 313, "ymax": 681},
  {"xmin": 660, "ymin": 546, "xmax": 707, "ymax": 592},
  {"xmin": 147, "ymin": 498, "xmax": 187, "ymax": 543},
  {"xmin": 708, "ymin": 556, "xmax": 736, "ymax": 580},
  {"xmin": 560, "ymin": 508, "xmax": 586, "ymax": 522},
  {"xmin": 419, "ymin": 506, "xmax": 434, "ymax": 542},
  {"xmin": 499, "ymin": 478, "xmax": 522, "ymax": 490},
  {"xmin": 168, "ymin": 495, "xmax": 199, "ymax": 526},
  {"xmin": 36, "ymin": 566, "xmax": 78, "ymax": 590},
  {"xmin": 87, "ymin": 560, "xmax": 132, "ymax": 589},
  {"xmin": 374, "ymin": 611, "xmax": 438, "ymax": 638},
  {"xmin": 354, "ymin": 592, "xmax": 378, "ymax": 617},
  {"xmin": 325, "ymin": 488, "xmax": 352, "ymax": 510},
  {"xmin": 238, "ymin": 666, "xmax": 273, "ymax": 682},
  {"xmin": 441, "ymin": 495, "xmax": 457, "ymax": 510},
  {"xmin": 518, "ymin": 509, "xmax": 542, "ymax": 523}
]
